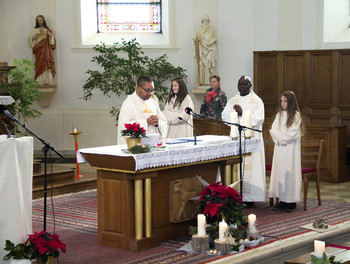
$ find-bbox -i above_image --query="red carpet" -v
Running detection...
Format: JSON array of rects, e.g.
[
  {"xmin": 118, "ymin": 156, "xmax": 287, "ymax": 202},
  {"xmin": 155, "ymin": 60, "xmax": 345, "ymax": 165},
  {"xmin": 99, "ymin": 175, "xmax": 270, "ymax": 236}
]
[{"xmin": 31, "ymin": 190, "xmax": 350, "ymax": 264}]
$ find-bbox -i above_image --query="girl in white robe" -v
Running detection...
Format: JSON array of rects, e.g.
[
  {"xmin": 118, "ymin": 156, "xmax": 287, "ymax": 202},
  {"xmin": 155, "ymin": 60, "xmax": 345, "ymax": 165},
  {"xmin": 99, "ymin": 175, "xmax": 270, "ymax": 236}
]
[
  {"xmin": 269, "ymin": 90, "xmax": 302, "ymax": 212},
  {"xmin": 163, "ymin": 78, "xmax": 194, "ymax": 139}
]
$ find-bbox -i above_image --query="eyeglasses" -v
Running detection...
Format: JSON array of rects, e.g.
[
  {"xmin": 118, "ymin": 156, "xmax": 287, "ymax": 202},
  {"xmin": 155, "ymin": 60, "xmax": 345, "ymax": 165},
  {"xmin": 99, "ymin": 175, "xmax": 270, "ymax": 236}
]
[{"xmin": 138, "ymin": 83, "xmax": 154, "ymax": 94}]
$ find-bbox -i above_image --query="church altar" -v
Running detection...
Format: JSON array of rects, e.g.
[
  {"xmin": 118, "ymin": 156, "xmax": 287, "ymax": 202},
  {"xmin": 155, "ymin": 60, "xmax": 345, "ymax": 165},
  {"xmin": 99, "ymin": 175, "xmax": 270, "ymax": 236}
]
[{"xmin": 78, "ymin": 135, "xmax": 261, "ymax": 252}]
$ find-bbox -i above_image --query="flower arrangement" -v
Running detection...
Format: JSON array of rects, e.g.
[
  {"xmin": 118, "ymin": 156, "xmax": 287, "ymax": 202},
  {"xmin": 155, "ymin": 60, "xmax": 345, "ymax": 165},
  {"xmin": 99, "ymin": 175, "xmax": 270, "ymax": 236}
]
[
  {"xmin": 25, "ymin": 230, "xmax": 66, "ymax": 263},
  {"xmin": 121, "ymin": 122, "xmax": 147, "ymax": 138},
  {"xmin": 198, "ymin": 181, "xmax": 245, "ymax": 226}
]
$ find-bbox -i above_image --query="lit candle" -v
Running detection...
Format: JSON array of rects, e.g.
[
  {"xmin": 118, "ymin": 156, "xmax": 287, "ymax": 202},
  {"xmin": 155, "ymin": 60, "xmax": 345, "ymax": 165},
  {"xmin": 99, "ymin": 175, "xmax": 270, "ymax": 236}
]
[
  {"xmin": 243, "ymin": 111, "xmax": 253, "ymax": 138},
  {"xmin": 230, "ymin": 112, "xmax": 239, "ymax": 139},
  {"xmin": 248, "ymin": 214, "xmax": 256, "ymax": 226},
  {"xmin": 74, "ymin": 128, "xmax": 77, "ymax": 133},
  {"xmin": 197, "ymin": 214, "xmax": 206, "ymax": 236},
  {"xmin": 314, "ymin": 240, "xmax": 325, "ymax": 257},
  {"xmin": 219, "ymin": 220, "xmax": 228, "ymax": 242}
]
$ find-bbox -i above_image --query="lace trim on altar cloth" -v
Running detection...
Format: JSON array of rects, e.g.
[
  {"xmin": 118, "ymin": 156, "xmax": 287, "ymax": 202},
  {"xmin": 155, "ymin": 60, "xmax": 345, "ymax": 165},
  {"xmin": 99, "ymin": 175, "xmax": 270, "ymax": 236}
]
[{"xmin": 78, "ymin": 135, "xmax": 262, "ymax": 171}]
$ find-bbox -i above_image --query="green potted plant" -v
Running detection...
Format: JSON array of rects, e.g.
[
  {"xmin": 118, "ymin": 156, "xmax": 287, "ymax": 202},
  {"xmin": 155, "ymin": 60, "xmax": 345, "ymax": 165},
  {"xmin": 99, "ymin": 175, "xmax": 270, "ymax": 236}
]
[
  {"xmin": 3, "ymin": 240, "xmax": 33, "ymax": 263},
  {"xmin": 82, "ymin": 38, "xmax": 187, "ymax": 124},
  {"xmin": 0, "ymin": 58, "xmax": 42, "ymax": 133}
]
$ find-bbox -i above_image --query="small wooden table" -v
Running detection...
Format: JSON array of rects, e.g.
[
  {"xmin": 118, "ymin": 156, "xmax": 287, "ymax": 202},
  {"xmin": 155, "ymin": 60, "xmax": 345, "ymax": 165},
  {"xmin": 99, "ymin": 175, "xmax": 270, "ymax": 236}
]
[{"xmin": 285, "ymin": 244, "xmax": 350, "ymax": 264}]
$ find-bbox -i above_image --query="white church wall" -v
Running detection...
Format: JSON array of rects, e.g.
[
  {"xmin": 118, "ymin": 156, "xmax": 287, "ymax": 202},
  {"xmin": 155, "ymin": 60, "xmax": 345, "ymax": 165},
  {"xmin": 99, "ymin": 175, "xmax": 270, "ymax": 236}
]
[
  {"xmin": 0, "ymin": 1, "xmax": 9, "ymax": 62},
  {"xmin": 1, "ymin": 0, "xmax": 350, "ymax": 154}
]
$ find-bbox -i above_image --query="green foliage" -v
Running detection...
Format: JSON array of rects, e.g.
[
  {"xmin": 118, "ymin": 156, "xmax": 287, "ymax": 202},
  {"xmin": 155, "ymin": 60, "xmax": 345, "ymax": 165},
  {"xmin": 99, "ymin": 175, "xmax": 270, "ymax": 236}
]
[
  {"xmin": 82, "ymin": 39, "xmax": 187, "ymax": 123},
  {"xmin": 230, "ymin": 242, "xmax": 242, "ymax": 252},
  {"xmin": 3, "ymin": 240, "xmax": 33, "ymax": 260},
  {"xmin": 1, "ymin": 59, "xmax": 42, "ymax": 125},
  {"xmin": 311, "ymin": 252, "xmax": 341, "ymax": 264},
  {"xmin": 188, "ymin": 226, "xmax": 197, "ymax": 236},
  {"xmin": 129, "ymin": 144, "xmax": 151, "ymax": 154}
]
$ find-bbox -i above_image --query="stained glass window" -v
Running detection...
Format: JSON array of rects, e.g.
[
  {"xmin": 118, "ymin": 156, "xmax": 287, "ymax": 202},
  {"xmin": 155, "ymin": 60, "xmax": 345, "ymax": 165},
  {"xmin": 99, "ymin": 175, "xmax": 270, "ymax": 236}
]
[{"xmin": 97, "ymin": 0, "xmax": 161, "ymax": 33}]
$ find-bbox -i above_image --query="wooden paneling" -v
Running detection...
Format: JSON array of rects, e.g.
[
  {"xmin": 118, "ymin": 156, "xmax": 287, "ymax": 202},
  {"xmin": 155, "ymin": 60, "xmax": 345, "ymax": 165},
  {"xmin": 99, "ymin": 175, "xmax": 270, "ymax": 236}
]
[
  {"xmin": 310, "ymin": 52, "xmax": 333, "ymax": 104},
  {"xmin": 284, "ymin": 53, "xmax": 304, "ymax": 104},
  {"xmin": 254, "ymin": 49, "xmax": 350, "ymax": 182},
  {"xmin": 339, "ymin": 51, "xmax": 350, "ymax": 104}
]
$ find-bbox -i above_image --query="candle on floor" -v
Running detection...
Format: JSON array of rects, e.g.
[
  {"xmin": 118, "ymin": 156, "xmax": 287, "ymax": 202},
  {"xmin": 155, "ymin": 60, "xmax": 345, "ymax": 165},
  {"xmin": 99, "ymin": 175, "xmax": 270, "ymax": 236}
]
[
  {"xmin": 248, "ymin": 214, "xmax": 256, "ymax": 226},
  {"xmin": 219, "ymin": 220, "xmax": 228, "ymax": 242},
  {"xmin": 314, "ymin": 240, "xmax": 325, "ymax": 257},
  {"xmin": 197, "ymin": 214, "xmax": 206, "ymax": 236}
]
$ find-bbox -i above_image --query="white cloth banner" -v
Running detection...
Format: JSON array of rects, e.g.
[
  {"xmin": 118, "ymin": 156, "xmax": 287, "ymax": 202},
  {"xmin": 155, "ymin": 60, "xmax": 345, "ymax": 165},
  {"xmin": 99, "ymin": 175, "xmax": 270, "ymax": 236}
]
[
  {"xmin": 0, "ymin": 136, "xmax": 33, "ymax": 261},
  {"xmin": 78, "ymin": 135, "xmax": 262, "ymax": 171}
]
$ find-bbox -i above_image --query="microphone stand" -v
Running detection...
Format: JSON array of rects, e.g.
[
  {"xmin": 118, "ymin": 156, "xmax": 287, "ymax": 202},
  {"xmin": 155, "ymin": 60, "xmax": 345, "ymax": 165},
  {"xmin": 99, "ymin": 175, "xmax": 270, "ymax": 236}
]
[
  {"xmin": 2, "ymin": 108, "xmax": 63, "ymax": 231},
  {"xmin": 203, "ymin": 116, "xmax": 261, "ymax": 199},
  {"xmin": 178, "ymin": 117, "xmax": 197, "ymax": 145},
  {"xmin": 0, "ymin": 119, "xmax": 12, "ymax": 138}
]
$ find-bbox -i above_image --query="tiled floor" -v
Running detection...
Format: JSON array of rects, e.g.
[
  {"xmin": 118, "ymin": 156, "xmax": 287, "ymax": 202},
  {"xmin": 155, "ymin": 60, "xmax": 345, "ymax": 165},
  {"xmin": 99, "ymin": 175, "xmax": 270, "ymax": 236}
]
[{"xmin": 265, "ymin": 175, "xmax": 350, "ymax": 203}]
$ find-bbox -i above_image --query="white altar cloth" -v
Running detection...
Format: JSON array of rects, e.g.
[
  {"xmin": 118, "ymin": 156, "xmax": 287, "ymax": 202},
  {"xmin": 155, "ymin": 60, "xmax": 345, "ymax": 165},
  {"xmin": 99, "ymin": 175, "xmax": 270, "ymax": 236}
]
[
  {"xmin": 0, "ymin": 136, "xmax": 33, "ymax": 261},
  {"xmin": 78, "ymin": 135, "xmax": 261, "ymax": 171}
]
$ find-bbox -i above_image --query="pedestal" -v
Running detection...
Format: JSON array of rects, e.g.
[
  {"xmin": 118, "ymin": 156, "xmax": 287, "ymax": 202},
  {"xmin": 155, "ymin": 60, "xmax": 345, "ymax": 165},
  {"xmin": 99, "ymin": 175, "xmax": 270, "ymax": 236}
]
[
  {"xmin": 192, "ymin": 234, "xmax": 209, "ymax": 253},
  {"xmin": 214, "ymin": 238, "xmax": 231, "ymax": 255},
  {"xmin": 69, "ymin": 130, "xmax": 83, "ymax": 178}
]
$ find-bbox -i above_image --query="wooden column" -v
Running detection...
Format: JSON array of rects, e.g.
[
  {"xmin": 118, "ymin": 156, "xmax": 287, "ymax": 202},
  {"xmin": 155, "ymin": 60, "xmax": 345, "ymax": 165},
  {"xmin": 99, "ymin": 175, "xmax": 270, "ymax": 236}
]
[
  {"xmin": 145, "ymin": 178, "xmax": 152, "ymax": 238},
  {"xmin": 134, "ymin": 179, "xmax": 143, "ymax": 240}
]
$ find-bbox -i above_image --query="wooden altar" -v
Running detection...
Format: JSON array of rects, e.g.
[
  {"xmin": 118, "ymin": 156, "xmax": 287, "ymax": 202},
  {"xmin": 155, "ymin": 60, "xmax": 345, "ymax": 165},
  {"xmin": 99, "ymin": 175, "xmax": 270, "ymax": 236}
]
[{"xmin": 79, "ymin": 137, "xmax": 258, "ymax": 252}]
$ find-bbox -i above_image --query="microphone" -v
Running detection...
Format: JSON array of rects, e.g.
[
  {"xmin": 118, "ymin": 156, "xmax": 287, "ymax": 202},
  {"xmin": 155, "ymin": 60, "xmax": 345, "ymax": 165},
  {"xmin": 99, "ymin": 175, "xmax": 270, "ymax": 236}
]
[
  {"xmin": 185, "ymin": 107, "xmax": 204, "ymax": 120},
  {"xmin": 178, "ymin": 117, "xmax": 197, "ymax": 145}
]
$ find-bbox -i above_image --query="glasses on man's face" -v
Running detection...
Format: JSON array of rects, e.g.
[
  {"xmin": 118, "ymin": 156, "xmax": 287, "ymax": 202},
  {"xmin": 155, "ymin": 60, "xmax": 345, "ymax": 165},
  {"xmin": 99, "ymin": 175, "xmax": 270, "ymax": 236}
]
[{"xmin": 138, "ymin": 83, "xmax": 154, "ymax": 94}]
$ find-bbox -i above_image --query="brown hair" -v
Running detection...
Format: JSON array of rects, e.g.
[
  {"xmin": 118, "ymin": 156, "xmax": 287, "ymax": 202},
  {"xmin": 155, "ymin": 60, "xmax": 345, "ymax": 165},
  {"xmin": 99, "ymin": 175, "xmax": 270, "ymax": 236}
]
[
  {"xmin": 166, "ymin": 77, "xmax": 189, "ymax": 108},
  {"xmin": 209, "ymin": 75, "xmax": 220, "ymax": 83},
  {"xmin": 279, "ymin": 90, "xmax": 301, "ymax": 129},
  {"xmin": 35, "ymin": 15, "xmax": 49, "ymax": 28}
]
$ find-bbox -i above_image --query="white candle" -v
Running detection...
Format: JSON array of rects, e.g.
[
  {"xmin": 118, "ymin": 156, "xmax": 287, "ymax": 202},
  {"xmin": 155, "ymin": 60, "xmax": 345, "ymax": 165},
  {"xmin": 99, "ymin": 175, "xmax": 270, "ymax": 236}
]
[
  {"xmin": 314, "ymin": 240, "xmax": 325, "ymax": 257},
  {"xmin": 219, "ymin": 220, "xmax": 228, "ymax": 242},
  {"xmin": 74, "ymin": 128, "xmax": 77, "ymax": 133},
  {"xmin": 248, "ymin": 214, "xmax": 256, "ymax": 226},
  {"xmin": 230, "ymin": 112, "xmax": 239, "ymax": 139},
  {"xmin": 197, "ymin": 214, "xmax": 206, "ymax": 236},
  {"xmin": 243, "ymin": 111, "xmax": 253, "ymax": 138}
]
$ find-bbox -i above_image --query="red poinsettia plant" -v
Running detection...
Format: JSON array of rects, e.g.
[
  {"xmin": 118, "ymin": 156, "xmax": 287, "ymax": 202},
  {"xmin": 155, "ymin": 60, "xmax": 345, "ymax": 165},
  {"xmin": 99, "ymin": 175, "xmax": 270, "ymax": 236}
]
[
  {"xmin": 198, "ymin": 182, "xmax": 245, "ymax": 226},
  {"xmin": 25, "ymin": 230, "xmax": 66, "ymax": 263},
  {"xmin": 121, "ymin": 122, "xmax": 147, "ymax": 138}
]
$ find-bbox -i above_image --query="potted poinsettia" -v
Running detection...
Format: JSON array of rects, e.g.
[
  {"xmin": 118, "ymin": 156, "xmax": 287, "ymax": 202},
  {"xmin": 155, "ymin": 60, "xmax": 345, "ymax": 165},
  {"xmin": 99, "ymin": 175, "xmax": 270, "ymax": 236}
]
[
  {"xmin": 196, "ymin": 182, "xmax": 246, "ymax": 243},
  {"xmin": 121, "ymin": 122, "xmax": 149, "ymax": 153},
  {"xmin": 25, "ymin": 230, "xmax": 66, "ymax": 264}
]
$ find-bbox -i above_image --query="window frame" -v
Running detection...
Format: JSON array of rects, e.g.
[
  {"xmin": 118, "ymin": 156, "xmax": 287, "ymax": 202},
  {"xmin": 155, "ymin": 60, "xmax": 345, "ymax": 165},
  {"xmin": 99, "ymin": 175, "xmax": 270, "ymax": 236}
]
[{"xmin": 75, "ymin": 0, "xmax": 175, "ymax": 49}]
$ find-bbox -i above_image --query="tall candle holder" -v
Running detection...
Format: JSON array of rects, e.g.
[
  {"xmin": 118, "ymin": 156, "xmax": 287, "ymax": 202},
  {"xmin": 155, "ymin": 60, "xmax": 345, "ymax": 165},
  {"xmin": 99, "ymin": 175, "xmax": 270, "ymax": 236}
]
[{"xmin": 69, "ymin": 129, "xmax": 83, "ymax": 178}]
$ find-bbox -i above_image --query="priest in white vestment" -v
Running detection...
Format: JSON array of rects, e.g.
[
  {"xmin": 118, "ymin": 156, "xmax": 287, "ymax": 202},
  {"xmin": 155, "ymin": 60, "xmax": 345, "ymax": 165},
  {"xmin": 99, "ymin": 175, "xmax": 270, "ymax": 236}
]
[
  {"xmin": 117, "ymin": 76, "xmax": 167, "ymax": 145},
  {"xmin": 222, "ymin": 75, "xmax": 266, "ymax": 203}
]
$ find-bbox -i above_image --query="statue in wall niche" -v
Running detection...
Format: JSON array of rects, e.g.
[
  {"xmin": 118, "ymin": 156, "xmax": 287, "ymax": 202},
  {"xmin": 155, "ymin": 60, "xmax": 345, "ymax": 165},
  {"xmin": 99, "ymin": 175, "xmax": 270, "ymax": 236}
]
[
  {"xmin": 194, "ymin": 15, "xmax": 217, "ymax": 86},
  {"xmin": 28, "ymin": 15, "xmax": 56, "ymax": 85}
]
